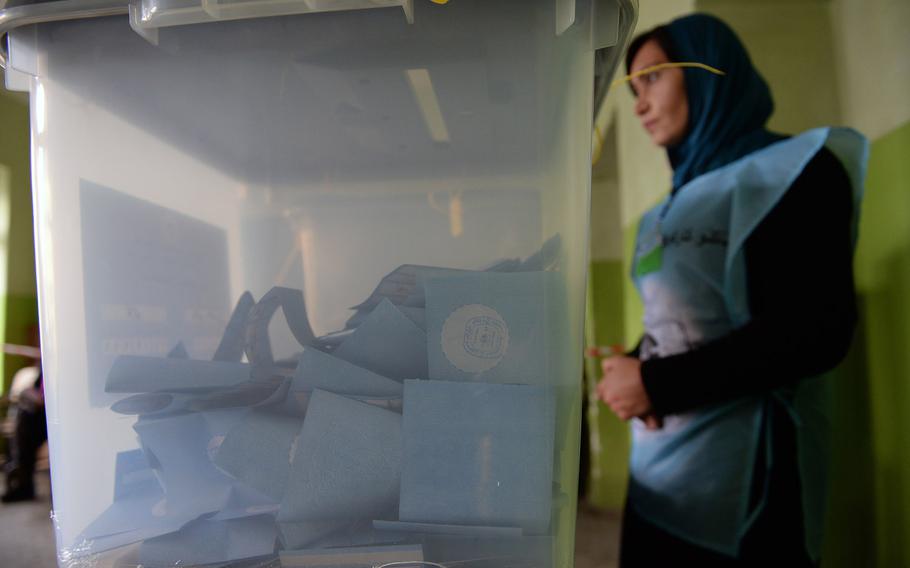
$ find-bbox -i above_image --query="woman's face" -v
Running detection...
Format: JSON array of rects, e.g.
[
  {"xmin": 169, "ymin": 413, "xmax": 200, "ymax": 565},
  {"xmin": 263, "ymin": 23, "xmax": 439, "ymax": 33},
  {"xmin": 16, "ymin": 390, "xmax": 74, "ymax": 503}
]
[{"xmin": 629, "ymin": 39, "xmax": 689, "ymax": 147}]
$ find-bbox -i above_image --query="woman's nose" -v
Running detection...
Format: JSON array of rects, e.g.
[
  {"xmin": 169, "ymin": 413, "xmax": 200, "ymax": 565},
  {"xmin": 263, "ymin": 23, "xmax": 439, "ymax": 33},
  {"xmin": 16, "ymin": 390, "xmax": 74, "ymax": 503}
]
[{"xmin": 634, "ymin": 96, "xmax": 649, "ymax": 116}]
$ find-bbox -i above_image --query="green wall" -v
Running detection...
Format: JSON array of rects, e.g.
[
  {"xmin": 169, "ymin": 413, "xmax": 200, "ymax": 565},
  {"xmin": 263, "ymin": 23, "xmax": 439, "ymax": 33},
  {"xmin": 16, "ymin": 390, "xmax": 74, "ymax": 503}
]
[
  {"xmin": 583, "ymin": 259, "xmax": 630, "ymax": 509},
  {"xmin": 825, "ymin": 119, "xmax": 910, "ymax": 567},
  {"xmin": 0, "ymin": 89, "xmax": 39, "ymax": 394}
]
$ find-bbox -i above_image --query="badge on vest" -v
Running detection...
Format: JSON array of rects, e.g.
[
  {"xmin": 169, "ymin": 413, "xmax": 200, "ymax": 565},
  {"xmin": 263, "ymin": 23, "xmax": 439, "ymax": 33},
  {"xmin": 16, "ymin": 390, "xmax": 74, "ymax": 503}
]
[{"xmin": 635, "ymin": 243, "xmax": 663, "ymax": 277}]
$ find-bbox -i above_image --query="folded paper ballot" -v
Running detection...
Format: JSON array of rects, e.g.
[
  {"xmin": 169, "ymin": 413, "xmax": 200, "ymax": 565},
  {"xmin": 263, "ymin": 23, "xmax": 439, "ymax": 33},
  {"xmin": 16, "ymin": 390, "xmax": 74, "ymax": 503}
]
[
  {"xmin": 106, "ymin": 356, "xmax": 252, "ymax": 393},
  {"xmin": 520, "ymin": 234, "xmax": 562, "ymax": 272},
  {"xmin": 290, "ymin": 347, "xmax": 403, "ymax": 398},
  {"xmin": 137, "ymin": 514, "xmax": 277, "ymax": 567},
  {"xmin": 214, "ymin": 410, "xmax": 304, "ymax": 502},
  {"xmin": 202, "ymin": 407, "xmax": 255, "ymax": 440},
  {"xmin": 77, "ymin": 527, "xmax": 176, "ymax": 558},
  {"xmin": 110, "ymin": 392, "xmax": 179, "ymax": 415},
  {"xmin": 186, "ymin": 377, "xmax": 291, "ymax": 413},
  {"xmin": 333, "ymin": 299, "xmax": 427, "ymax": 381},
  {"xmin": 133, "ymin": 413, "xmax": 235, "ymax": 516},
  {"xmin": 113, "ymin": 449, "xmax": 159, "ymax": 501},
  {"xmin": 399, "ymin": 380, "xmax": 555, "ymax": 533},
  {"xmin": 215, "ymin": 291, "xmax": 256, "ymax": 362},
  {"xmin": 278, "ymin": 390, "xmax": 402, "ymax": 527},
  {"xmin": 398, "ymin": 307, "xmax": 426, "ymax": 331},
  {"xmin": 279, "ymin": 544, "xmax": 423, "ymax": 568},
  {"xmin": 348, "ymin": 265, "xmax": 471, "ymax": 314},
  {"xmin": 111, "ymin": 378, "xmax": 287, "ymax": 417},
  {"xmin": 77, "ymin": 450, "xmax": 196, "ymax": 553},
  {"xmin": 246, "ymin": 287, "xmax": 316, "ymax": 368},
  {"xmin": 281, "ymin": 390, "xmax": 403, "ymax": 419},
  {"xmin": 313, "ymin": 328, "xmax": 355, "ymax": 351},
  {"xmin": 167, "ymin": 341, "xmax": 190, "ymax": 359},
  {"xmin": 209, "ymin": 483, "xmax": 280, "ymax": 521},
  {"xmin": 280, "ymin": 348, "xmax": 403, "ymax": 416},
  {"xmin": 343, "ymin": 305, "xmax": 427, "ymax": 333},
  {"xmin": 277, "ymin": 519, "xmax": 390, "ymax": 551},
  {"xmin": 345, "ymin": 235, "xmax": 561, "ymax": 321},
  {"xmin": 425, "ymin": 271, "xmax": 563, "ymax": 386}
]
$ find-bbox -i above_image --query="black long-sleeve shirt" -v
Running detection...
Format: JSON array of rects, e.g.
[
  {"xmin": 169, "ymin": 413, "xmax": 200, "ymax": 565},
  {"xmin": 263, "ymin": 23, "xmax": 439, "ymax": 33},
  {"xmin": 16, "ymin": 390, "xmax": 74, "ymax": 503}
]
[{"xmin": 639, "ymin": 147, "xmax": 857, "ymax": 416}]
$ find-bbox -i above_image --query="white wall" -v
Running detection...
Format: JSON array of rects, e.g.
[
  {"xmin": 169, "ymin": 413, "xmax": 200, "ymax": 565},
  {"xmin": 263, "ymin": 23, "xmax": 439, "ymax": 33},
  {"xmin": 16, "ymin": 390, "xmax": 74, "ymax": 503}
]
[
  {"xmin": 700, "ymin": 0, "xmax": 841, "ymax": 133},
  {"xmin": 829, "ymin": 0, "xmax": 910, "ymax": 140}
]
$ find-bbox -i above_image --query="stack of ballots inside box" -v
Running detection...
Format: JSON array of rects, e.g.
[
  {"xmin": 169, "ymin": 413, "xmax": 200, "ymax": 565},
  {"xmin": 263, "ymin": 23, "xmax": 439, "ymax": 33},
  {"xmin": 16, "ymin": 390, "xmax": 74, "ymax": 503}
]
[{"xmin": 81, "ymin": 237, "xmax": 568, "ymax": 568}]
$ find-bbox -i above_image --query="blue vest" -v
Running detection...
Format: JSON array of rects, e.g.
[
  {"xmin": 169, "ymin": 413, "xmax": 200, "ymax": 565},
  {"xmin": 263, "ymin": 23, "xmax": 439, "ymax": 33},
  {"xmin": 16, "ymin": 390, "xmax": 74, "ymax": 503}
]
[{"xmin": 629, "ymin": 127, "xmax": 868, "ymax": 558}]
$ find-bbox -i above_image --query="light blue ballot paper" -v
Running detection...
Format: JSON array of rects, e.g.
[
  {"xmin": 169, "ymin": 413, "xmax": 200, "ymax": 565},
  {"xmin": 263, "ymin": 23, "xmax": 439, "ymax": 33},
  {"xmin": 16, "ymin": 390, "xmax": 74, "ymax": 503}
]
[
  {"xmin": 213, "ymin": 410, "xmax": 303, "ymax": 502},
  {"xmin": 133, "ymin": 413, "xmax": 234, "ymax": 517},
  {"xmin": 348, "ymin": 265, "xmax": 471, "ymax": 313},
  {"xmin": 279, "ymin": 390, "xmax": 402, "ymax": 527},
  {"xmin": 77, "ymin": 450, "xmax": 199, "ymax": 554},
  {"xmin": 106, "ymin": 356, "xmax": 251, "ymax": 393},
  {"xmin": 111, "ymin": 378, "xmax": 285, "ymax": 417},
  {"xmin": 520, "ymin": 234, "xmax": 562, "ymax": 271},
  {"xmin": 112, "ymin": 449, "xmax": 159, "ymax": 501},
  {"xmin": 399, "ymin": 380, "xmax": 555, "ymax": 533},
  {"xmin": 201, "ymin": 407, "xmax": 251, "ymax": 440},
  {"xmin": 398, "ymin": 307, "xmax": 426, "ymax": 331},
  {"xmin": 277, "ymin": 519, "xmax": 387, "ymax": 550},
  {"xmin": 167, "ymin": 341, "xmax": 189, "ymax": 359},
  {"xmin": 111, "ymin": 392, "xmax": 178, "ymax": 415},
  {"xmin": 348, "ymin": 234, "xmax": 560, "ymax": 320},
  {"xmin": 214, "ymin": 291, "xmax": 256, "ymax": 362},
  {"xmin": 279, "ymin": 544, "xmax": 423, "ymax": 568},
  {"xmin": 137, "ymin": 514, "xmax": 277, "ymax": 567},
  {"xmin": 290, "ymin": 347, "xmax": 403, "ymax": 398},
  {"xmin": 209, "ymin": 483, "xmax": 280, "ymax": 521},
  {"xmin": 313, "ymin": 328, "xmax": 354, "ymax": 351},
  {"xmin": 333, "ymin": 299, "xmax": 427, "ymax": 381},
  {"xmin": 185, "ymin": 377, "xmax": 290, "ymax": 413},
  {"xmin": 424, "ymin": 271, "xmax": 564, "ymax": 386},
  {"xmin": 280, "ymin": 347, "xmax": 403, "ymax": 415},
  {"xmin": 343, "ymin": 305, "xmax": 426, "ymax": 332},
  {"xmin": 245, "ymin": 286, "xmax": 315, "ymax": 368}
]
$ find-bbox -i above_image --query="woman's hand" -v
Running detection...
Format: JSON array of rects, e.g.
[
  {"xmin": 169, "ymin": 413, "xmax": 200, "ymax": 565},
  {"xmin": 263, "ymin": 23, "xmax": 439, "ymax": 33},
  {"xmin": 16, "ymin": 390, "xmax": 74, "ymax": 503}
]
[{"xmin": 597, "ymin": 356, "xmax": 662, "ymax": 429}]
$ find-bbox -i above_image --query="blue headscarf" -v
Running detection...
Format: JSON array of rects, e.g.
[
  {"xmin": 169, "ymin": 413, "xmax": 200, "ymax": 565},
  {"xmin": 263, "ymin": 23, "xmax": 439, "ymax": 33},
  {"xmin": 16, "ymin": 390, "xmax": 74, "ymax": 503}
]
[{"xmin": 665, "ymin": 14, "xmax": 784, "ymax": 191}]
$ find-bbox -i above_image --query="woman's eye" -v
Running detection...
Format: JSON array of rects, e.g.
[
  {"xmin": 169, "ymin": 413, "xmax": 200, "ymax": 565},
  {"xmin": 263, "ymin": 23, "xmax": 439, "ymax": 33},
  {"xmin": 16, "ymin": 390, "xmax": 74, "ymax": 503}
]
[{"xmin": 645, "ymin": 70, "xmax": 660, "ymax": 84}]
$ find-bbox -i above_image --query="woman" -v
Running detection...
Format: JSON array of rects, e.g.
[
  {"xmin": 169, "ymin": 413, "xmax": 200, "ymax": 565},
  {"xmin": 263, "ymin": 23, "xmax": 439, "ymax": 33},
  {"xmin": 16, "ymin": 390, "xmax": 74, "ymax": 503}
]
[{"xmin": 596, "ymin": 14, "xmax": 868, "ymax": 567}]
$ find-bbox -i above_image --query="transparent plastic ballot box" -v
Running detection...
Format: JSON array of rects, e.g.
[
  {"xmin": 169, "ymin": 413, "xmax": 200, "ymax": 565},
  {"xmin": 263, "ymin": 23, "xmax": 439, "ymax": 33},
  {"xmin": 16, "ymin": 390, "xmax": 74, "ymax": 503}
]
[{"xmin": 1, "ymin": 0, "xmax": 636, "ymax": 566}]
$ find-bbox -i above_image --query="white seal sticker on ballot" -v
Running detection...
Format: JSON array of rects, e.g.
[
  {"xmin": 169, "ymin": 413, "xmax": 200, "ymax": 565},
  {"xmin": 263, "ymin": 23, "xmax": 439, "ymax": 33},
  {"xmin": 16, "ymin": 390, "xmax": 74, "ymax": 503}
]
[{"xmin": 441, "ymin": 304, "xmax": 510, "ymax": 373}]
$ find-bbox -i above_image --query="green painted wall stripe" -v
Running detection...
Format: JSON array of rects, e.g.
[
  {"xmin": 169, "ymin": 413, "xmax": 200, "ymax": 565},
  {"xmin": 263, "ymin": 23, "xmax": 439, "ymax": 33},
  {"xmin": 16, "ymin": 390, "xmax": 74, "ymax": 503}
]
[
  {"xmin": 831, "ymin": 118, "xmax": 910, "ymax": 567},
  {"xmin": 584, "ymin": 259, "xmax": 631, "ymax": 510},
  {"xmin": 2, "ymin": 293, "xmax": 39, "ymax": 393}
]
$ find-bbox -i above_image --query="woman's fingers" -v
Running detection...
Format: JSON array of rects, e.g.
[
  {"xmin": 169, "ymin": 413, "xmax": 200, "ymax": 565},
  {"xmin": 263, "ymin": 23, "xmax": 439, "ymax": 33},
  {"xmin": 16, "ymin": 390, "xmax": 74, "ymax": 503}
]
[{"xmin": 605, "ymin": 397, "xmax": 634, "ymax": 421}]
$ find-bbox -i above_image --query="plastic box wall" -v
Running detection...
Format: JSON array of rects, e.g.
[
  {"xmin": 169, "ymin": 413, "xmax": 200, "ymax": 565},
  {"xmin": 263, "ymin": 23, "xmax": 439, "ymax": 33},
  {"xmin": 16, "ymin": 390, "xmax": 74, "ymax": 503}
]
[{"xmin": 5, "ymin": 0, "xmax": 625, "ymax": 566}]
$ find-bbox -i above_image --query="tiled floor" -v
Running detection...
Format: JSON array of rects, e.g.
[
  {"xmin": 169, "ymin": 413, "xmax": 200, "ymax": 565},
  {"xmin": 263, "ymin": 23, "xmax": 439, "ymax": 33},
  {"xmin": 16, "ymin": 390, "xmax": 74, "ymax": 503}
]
[{"xmin": 0, "ymin": 472, "xmax": 621, "ymax": 568}]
